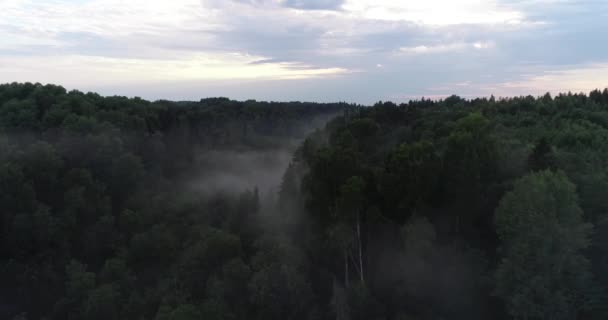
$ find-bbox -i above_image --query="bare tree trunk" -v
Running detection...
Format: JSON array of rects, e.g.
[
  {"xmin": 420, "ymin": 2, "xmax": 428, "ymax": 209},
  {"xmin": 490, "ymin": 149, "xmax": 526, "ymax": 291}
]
[
  {"xmin": 344, "ymin": 249, "xmax": 349, "ymax": 288},
  {"xmin": 332, "ymin": 280, "xmax": 350, "ymax": 320},
  {"xmin": 357, "ymin": 211, "xmax": 365, "ymax": 284}
]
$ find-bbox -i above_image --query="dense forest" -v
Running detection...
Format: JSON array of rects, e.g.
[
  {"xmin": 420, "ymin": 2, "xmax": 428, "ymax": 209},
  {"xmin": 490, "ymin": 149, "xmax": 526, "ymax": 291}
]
[{"xmin": 1, "ymin": 82, "xmax": 608, "ymax": 320}]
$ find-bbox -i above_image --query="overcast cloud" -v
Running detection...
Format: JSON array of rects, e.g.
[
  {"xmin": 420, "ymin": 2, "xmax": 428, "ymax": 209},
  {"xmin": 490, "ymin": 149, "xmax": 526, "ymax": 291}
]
[{"xmin": 0, "ymin": 0, "xmax": 607, "ymax": 103}]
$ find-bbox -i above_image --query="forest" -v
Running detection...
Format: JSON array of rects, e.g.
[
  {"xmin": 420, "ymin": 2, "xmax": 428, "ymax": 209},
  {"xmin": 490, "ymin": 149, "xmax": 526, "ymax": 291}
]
[{"xmin": 1, "ymin": 82, "xmax": 608, "ymax": 320}]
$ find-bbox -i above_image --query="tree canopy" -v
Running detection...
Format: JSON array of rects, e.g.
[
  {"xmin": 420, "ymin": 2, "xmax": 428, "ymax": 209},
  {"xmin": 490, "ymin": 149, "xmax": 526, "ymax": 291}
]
[{"xmin": 2, "ymin": 82, "xmax": 608, "ymax": 319}]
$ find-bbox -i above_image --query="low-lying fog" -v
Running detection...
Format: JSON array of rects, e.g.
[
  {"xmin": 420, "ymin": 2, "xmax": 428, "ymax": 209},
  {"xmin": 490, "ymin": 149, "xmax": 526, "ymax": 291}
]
[
  {"xmin": 185, "ymin": 114, "xmax": 337, "ymax": 201},
  {"xmin": 189, "ymin": 148, "xmax": 293, "ymax": 197}
]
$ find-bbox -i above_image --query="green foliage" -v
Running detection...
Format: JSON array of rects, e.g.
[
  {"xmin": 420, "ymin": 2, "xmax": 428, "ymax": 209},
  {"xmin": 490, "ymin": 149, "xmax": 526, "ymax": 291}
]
[
  {"xmin": 3, "ymin": 82, "xmax": 608, "ymax": 320},
  {"xmin": 528, "ymin": 137, "xmax": 556, "ymax": 172},
  {"xmin": 156, "ymin": 304, "xmax": 202, "ymax": 320},
  {"xmin": 381, "ymin": 141, "xmax": 440, "ymax": 216},
  {"xmin": 495, "ymin": 171, "xmax": 593, "ymax": 320},
  {"xmin": 248, "ymin": 237, "xmax": 316, "ymax": 320},
  {"xmin": 297, "ymin": 89, "xmax": 608, "ymax": 319},
  {"xmin": 0, "ymin": 83, "xmax": 345, "ymax": 320}
]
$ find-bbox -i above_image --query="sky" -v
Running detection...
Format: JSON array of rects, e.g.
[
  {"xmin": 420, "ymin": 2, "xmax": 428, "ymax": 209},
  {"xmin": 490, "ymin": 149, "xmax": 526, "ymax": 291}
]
[{"xmin": 1, "ymin": 0, "xmax": 607, "ymax": 104}]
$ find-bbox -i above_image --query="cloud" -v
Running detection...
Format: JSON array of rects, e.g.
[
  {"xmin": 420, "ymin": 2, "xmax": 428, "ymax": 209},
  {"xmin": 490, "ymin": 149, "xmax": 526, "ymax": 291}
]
[
  {"xmin": 0, "ymin": 0, "xmax": 350, "ymax": 83},
  {"xmin": 342, "ymin": 0, "xmax": 524, "ymax": 25},
  {"xmin": 473, "ymin": 41, "xmax": 495, "ymax": 49},
  {"xmin": 401, "ymin": 62, "xmax": 608, "ymax": 100},
  {"xmin": 400, "ymin": 44, "xmax": 465, "ymax": 54},
  {"xmin": 493, "ymin": 63, "xmax": 608, "ymax": 96},
  {"xmin": 0, "ymin": 0, "xmax": 607, "ymax": 103},
  {"xmin": 283, "ymin": 0, "xmax": 344, "ymax": 10},
  {"xmin": 0, "ymin": 53, "xmax": 348, "ymax": 87},
  {"xmin": 1, "ymin": 0, "xmax": 210, "ymax": 38},
  {"xmin": 399, "ymin": 41, "xmax": 495, "ymax": 54}
]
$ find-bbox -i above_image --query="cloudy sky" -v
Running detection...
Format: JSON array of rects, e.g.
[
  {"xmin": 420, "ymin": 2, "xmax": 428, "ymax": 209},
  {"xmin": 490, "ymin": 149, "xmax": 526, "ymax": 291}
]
[{"xmin": 1, "ymin": 0, "xmax": 607, "ymax": 103}]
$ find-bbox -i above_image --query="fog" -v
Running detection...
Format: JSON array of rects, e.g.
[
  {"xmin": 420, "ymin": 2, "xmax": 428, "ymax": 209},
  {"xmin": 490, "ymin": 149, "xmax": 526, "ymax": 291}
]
[
  {"xmin": 183, "ymin": 113, "xmax": 338, "ymax": 204},
  {"xmin": 188, "ymin": 148, "xmax": 293, "ymax": 197}
]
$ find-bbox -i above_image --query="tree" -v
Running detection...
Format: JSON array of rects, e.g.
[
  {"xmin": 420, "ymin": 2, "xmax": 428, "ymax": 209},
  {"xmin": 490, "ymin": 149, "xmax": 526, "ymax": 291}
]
[
  {"xmin": 331, "ymin": 280, "xmax": 350, "ymax": 320},
  {"xmin": 444, "ymin": 113, "xmax": 497, "ymax": 232},
  {"xmin": 156, "ymin": 304, "xmax": 202, "ymax": 320},
  {"xmin": 248, "ymin": 237, "xmax": 316, "ymax": 320},
  {"xmin": 109, "ymin": 153, "xmax": 144, "ymax": 204},
  {"xmin": 84, "ymin": 284, "xmax": 120, "ymax": 320},
  {"xmin": 528, "ymin": 137, "xmax": 556, "ymax": 172},
  {"xmin": 495, "ymin": 171, "xmax": 593, "ymax": 320},
  {"xmin": 337, "ymin": 176, "xmax": 366, "ymax": 285},
  {"xmin": 382, "ymin": 141, "xmax": 440, "ymax": 219},
  {"xmin": 54, "ymin": 260, "xmax": 96, "ymax": 319}
]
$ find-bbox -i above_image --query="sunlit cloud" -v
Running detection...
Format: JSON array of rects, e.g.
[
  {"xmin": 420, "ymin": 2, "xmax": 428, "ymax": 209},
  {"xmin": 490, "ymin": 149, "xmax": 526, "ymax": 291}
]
[
  {"xmin": 0, "ymin": 53, "xmax": 348, "ymax": 86},
  {"xmin": 342, "ymin": 0, "xmax": 524, "ymax": 25},
  {"xmin": 410, "ymin": 63, "xmax": 608, "ymax": 100},
  {"xmin": 399, "ymin": 41, "xmax": 495, "ymax": 54},
  {"xmin": 0, "ymin": 0, "xmax": 349, "ymax": 83},
  {"xmin": 400, "ymin": 44, "xmax": 465, "ymax": 54},
  {"xmin": 494, "ymin": 63, "xmax": 608, "ymax": 96}
]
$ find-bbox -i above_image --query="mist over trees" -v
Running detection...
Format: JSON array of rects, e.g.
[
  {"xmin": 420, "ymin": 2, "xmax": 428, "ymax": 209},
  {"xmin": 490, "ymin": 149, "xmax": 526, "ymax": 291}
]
[{"xmin": 2, "ymin": 82, "xmax": 608, "ymax": 319}]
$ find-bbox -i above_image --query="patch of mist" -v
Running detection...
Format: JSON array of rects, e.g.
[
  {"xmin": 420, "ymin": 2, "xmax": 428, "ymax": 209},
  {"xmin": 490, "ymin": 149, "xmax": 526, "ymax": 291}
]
[
  {"xmin": 188, "ymin": 148, "xmax": 292, "ymax": 199},
  {"xmin": 370, "ymin": 217, "xmax": 491, "ymax": 319},
  {"xmin": 184, "ymin": 112, "xmax": 341, "ymax": 205}
]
